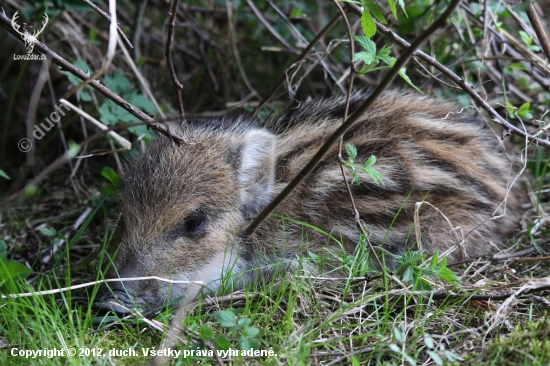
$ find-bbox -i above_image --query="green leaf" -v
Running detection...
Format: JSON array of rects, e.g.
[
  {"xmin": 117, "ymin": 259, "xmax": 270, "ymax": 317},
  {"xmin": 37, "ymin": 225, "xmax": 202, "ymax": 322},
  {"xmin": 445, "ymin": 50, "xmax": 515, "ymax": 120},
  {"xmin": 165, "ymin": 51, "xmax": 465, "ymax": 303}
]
[
  {"xmin": 127, "ymin": 124, "xmax": 156, "ymax": 141},
  {"xmin": 353, "ymin": 35, "xmax": 376, "ymax": 54},
  {"xmin": 213, "ymin": 334, "xmax": 231, "ymax": 350},
  {"xmin": 506, "ymin": 102, "xmax": 517, "ymax": 119},
  {"xmin": 0, "ymin": 261, "xmax": 32, "ymax": 293},
  {"xmin": 429, "ymin": 249, "xmax": 439, "ymax": 268},
  {"xmin": 101, "ymin": 167, "xmax": 122, "ymax": 187},
  {"xmin": 397, "ymin": 0, "xmax": 407, "ymax": 16},
  {"xmin": 519, "ymin": 31, "xmax": 532, "ymax": 48},
  {"xmin": 237, "ymin": 318, "xmax": 251, "ymax": 327},
  {"xmin": 127, "ymin": 92, "xmax": 156, "ymax": 114},
  {"xmin": 100, "ymin": 185, "xmax": 119, "ymax": 198},
  {"xmin": 80, "ymin": 89, "xmax": 92, "ymax": 102},
  {"xmin": 437, "ymin": 267, "xmax": 460, "ymax": 285},
  {"xmin": 242, "ymin": 326, "xmax": 260, "ymax": 337},
  {"xmin": 104, "ymin": 70, "xmax": 132, "ymax": 96},
  {"xmin": 0, "ymin": 240, "xmax": 6, "ymax": 262},
  {"xmin": 424, "ymin": 334, "xmax": 435, "ymax": 349},
  {"xmin": 506, "ymin": 62, "xmax": 527, "ymax": 71},
  {"xmin": 58, "ymin": 58, "xmax": 93, "ymax": 101},
  {"xmin": 364, "ymin": 1, "xmax": 386, "ymax": 24},
  {"xmin": 59, "ymin": 58, "xmax": 91, "ymax": 86},
  {"xmin": 39, "ymin": 227, "xmax": 57, "ymax": 236},
  {"xmin": 518, "ymin": 102, "xmax": 533, "ymax": 119},
  {"xmin": 398, "ymin": 66, "xmax": 423, "ymax": 93},
  {"xmin": 239, "ymin": 335, "xmax": 260, "ymax": 350},
  {"xmin": 360, "ymin": 10, "xmax": 376, "ymax": 38},
  {"xmin": 387, "ymin": 0, "xmax": 397, "ymax": 19},
  {"xmin": 363, "ymin": 155, "xmax": 376, "ymax": 168},
  {"xmin": 215, "ymin": 310, "xmax": 237, "ymax": 327},
  {"xmin": 352, "ymin": 51, "xmax": 376, "ymax": 65},
  {"xmin": 68, "ymin": 140, "xmax": 81, "ymax": 159},
  {"xmin": 345, "ymin": 143, "xmax": 357, "ymax": 160},
  {"xmin": 0, "ymin": 170, "xmax": 10, "ymax": 180},
  {"xmin": 427, "ymin": 350, "xmax": 443, "ymax": 365},
  {"xmin": 290, "ymin": 8, "xmax": 304, "ymax": 18},
  {"xmin": 199, "ymin": 326, "xmax": 214, "ymax": 340},
  {"xmin": 364, "ymin": 168, "xmax": 384, "ymax": 186}
]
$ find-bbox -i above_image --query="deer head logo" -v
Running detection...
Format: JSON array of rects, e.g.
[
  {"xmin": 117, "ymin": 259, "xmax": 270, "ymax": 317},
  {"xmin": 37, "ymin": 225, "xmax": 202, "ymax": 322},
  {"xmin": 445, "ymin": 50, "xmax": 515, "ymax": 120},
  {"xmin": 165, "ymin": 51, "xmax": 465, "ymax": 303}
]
[{"xmin": 11, "ymin": 11, "xmax": 48, "ymax": 54}]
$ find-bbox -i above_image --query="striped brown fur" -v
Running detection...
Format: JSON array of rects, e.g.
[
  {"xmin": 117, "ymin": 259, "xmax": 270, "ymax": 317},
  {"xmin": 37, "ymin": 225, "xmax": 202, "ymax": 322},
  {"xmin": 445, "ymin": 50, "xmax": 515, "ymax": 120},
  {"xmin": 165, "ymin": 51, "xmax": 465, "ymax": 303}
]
[{"xmin": 96, "ymin": 90, "xmax": 520, "ymax": 314}]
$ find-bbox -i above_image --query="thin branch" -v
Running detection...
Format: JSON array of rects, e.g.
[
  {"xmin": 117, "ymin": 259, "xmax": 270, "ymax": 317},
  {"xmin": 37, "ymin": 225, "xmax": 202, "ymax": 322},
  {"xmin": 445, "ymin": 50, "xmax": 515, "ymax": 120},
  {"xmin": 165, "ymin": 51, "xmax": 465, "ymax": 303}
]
[
  {"xmin": 254, "ymin": 12, "xmax": 342, "ymax": 112},
  {"xmin": 227, "ymin": 0, "xmax": 259, "ymax": 99},
  {"xmin": 245, "ymin": 0, "xmax": 294, "ymax": 51},
  {"xmin": 526, "ymin": 1, "xmax": 550, "ymax": 63},
  {"xmin": 0, "ymin": 9, "xmax": 185, "ymax": 144},
  {"xmin": 345, "ymin": 3, "xmax": 550, "ymax": 149},
  {"xmin": 63, "ymin": 0, "xmax": 118, "ymax": 99},
  {"xmin": 245, "ymin": 0, "xmax": 463, "ymax": 235},
  {"xmin": 82, "ymin": 0, "xmax": 133, "ymax": 49},
  {"xmin": 166, "ymin": 0, "xmax": 186, "ymax": 125},
  {"xmin": 329, "ymin": 0, "xmax": 384, "ymax": 272},
  {"xmin": 59, "ymin": 99, "xmax": 131, "ymax": 150},
  {"xmin": 1, "ymin": 277, "xmax": 204, "ymax": 299}
]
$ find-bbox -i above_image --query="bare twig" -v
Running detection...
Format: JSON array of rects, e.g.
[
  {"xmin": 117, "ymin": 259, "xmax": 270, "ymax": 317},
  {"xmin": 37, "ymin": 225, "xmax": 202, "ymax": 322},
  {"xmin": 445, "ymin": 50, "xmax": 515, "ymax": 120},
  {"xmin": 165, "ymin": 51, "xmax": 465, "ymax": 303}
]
[
  {"xmin": 132, "ymin": 0, "xmax": 149, "ymax": 60},
  {"xmin": 59, "ymin": 99, "xmax": 131, "ymax": 150},
  {"xmin": 63, "ymin": 0, "xmax": 118, "ymax": 99},
  {"xmin": 0, "ymin": 9, "xmax": 185, "ymax": 144},
  {"xmin": 166, "ymin": 0, "xmax": 186, "ymax": 125},
  {"xmin": 245, "ymin": 0, "xmax": 463, "ymax": 235},
  {"xmin": 1, "ymin": 277, "xmax": 204, "ymax": 299},
  {"xmin": 25, "ymin": 59, "xmax": 51, "ymax": 168},
  {"xmin": 245, "ymin": 0, "xmax": 293, "ymax": 51},
  {"xmin": 82, "ymin": 0, "xmax": 133, "ymax": 49},
  {"xmin": 329, "ymin": 0, "xmax": 383, "ymax": 272},
  {"xmin": 525, "ymin": 1, "xmax": 550, "ymax": 63},
  {"xmin": 226, "ymin": 0, "xmax": 259, "ymax": 99},
  {"xmin": 254, "ymin": 12, "xmax": 342, "ymax": 112}
]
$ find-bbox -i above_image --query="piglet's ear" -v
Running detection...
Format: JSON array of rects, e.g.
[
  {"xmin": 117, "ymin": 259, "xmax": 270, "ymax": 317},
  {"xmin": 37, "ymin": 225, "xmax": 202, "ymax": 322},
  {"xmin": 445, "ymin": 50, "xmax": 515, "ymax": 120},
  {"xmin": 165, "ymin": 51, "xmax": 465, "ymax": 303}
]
[{"xmin": 238, "ymin": 129, "xmax": 277, "ymax": 219}]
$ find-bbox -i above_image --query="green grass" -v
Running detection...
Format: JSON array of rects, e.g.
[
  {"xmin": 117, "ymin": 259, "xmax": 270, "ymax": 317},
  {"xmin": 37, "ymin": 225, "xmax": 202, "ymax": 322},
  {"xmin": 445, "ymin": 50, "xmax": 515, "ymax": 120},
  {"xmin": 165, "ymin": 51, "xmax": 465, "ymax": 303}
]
[{"xmin": 2, "ymin": 200, "xmax": 550, "ymax": 366}]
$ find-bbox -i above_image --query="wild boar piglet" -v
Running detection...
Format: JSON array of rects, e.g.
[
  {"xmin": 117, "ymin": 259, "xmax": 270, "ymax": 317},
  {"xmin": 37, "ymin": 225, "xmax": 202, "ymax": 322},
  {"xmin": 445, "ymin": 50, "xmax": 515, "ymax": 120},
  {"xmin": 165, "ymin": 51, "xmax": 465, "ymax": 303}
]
[{"xmin": 96, "ymin": 91, "xmax": 520, "ymax": 314}]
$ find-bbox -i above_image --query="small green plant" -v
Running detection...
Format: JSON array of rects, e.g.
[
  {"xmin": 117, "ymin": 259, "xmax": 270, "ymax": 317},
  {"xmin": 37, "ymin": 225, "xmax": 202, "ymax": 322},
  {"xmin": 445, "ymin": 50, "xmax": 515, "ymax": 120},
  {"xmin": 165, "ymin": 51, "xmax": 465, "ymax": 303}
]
[
  {"xmin": 100, "ymin": 166, "xmax": 122, "ymax": 200},
  {"xmin": 422, "ymin": 334, "xmax": 461, "ymax": 365},
  {"xmin": 506, "ymin": 102, "xmax": 533, "ymax": 119},
  {"xmin": 395, "ymin": 249, "xmax": 460, "ymax": 290},
  {"xmin": 342, "ymin": 0, "xmax": 406, "ymax": 38},
  {"xmin": 352, "ymin": 35, "xmax": 421, "ymax": 92},
  {"xmin": 0, "ymin": 239, "xmax": 32, "ymax": 294},
  {"xmin": 519, "ymin": 30, "xmax": 541, "ymax": 52},
  {"xmin": 388, "ymin": 324, "xmax": 417, "ymax": 365},
  {"xmin": 342, "ymin": 142, "xmax": 384, "ymax": 186},
  {"xmin": 388, "ymin": 328, "xmax": 461, "ymax": 365},
  {"xmin": 196, "ymin": 310, "xmax": 261, "ymax": 351}
]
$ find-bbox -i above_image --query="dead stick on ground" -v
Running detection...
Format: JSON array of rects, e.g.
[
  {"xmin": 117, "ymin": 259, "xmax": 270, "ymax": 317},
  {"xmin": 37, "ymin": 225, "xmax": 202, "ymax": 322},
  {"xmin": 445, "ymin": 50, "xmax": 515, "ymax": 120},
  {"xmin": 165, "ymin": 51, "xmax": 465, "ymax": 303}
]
[{"xmin": 245, "ymin": 0, "xmax": 463, "ymax": 235}]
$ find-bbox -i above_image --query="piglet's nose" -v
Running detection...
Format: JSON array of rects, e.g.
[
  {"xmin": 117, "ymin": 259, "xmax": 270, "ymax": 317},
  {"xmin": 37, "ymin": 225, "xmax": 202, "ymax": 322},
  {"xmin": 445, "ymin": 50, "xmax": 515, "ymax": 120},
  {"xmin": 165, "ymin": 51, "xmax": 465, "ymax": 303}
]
[{"xmin": 94, "ymin": 280, "xmax": 143, "ymax": 315}]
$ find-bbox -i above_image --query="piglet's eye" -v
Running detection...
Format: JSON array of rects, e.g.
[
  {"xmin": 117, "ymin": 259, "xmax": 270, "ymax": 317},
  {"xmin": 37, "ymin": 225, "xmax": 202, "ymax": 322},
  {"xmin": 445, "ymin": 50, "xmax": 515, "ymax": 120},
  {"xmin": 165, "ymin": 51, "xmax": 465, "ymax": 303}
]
[{"xmin": 182, "ymin": 217, "xmax": 206, "ymax": 235}]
